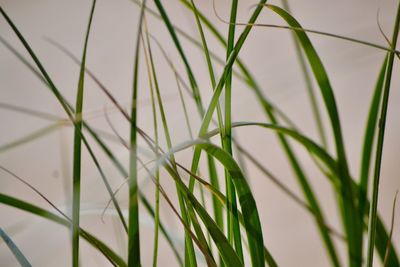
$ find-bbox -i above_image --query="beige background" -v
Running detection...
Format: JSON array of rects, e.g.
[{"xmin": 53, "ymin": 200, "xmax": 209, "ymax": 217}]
[{"xmin": 0, "ymin": 0, "xmax": 399, "ymax": 266}]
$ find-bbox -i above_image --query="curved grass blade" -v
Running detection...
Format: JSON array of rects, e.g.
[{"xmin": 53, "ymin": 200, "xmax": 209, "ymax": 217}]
[
  {"xmin": 0, "ymin": 23, "xmax": 183, "ymax": 266},
  {"xmin": 2, "ymin": 0, "xmax": 129, "ymax": 252},
  {"xmin": 71, "ymin": 2, "xmax": 97, "ymax": 265},
  {"xmin": 267, "ymin": 5, "xmax": 361, "ymax": 265},
  {"xmin": 366, "ymin": 1, "xmax": 400, "ymax": 266},
  {"xmin": 206, "ymin": 120, "xmax": 397, "ymax": 265},
  {"xmin": 197, "ymin": 143, "xmax": 265, "ymax": 267},
  {"xmin": 0, "ymin": 228, "xmax": 32, "ymax": 267},
  {"xmin": 137, "ymin": 142, "xmax": 241, "ymax": 266},
  {"xmin": 177, "ymin": 162, "xmax": 279, "ymax": 267},
  {"xmin": 213, "ymin": 4, "xmax": 400, "ymax": 56},
  {"xmin": 0, "ymin": 193, "xmax": 126, "ymax": 267},
  {"xmin": 136, "ymin": 158, "xmax": 217, "ymax": 267},
  {"xmin": 176, "ymin": 3, "xmax": 340, "ymax": 265},
  {"xmin": 207, "ymin": 121, "xmax": 399, "ymax": 265},
  {"xmin": 156, "ymin": 140, "xmax": 265, "ymax": 266},
  {"xmin": 173, "ymin": 6, "xmax": 338, "ymax": 265},
  {"xmin": 159, "ymin": 164, "xmax": 243, "ymax": 267},
  {"xmin": 206, "ymin": 122, "xmax": 336, "ymax": 172},
  {"xmin": 39, "ymin": 39, "xmax": 182, "ymax": 264}
]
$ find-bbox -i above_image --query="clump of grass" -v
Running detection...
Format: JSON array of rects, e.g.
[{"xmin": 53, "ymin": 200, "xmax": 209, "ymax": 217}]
[{"xmin": 0, "ymin": 0, "xmax": 399, "ymax": 266}]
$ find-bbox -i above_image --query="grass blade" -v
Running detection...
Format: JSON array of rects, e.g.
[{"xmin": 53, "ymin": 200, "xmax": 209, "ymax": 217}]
[
  {"xmin": 176, "ymin": 3, "xmax": 340, "ymax": 265},
  {"xmin": 128, "ymin": 1, "xmax": 146, "ymax": 265},
  {"xmin": 366, "ymin": 1, "xmax": 400, "ymax": 266},
  {"xmin": 141, "ymin": 19, "xmax": 201, "ymax": 266},
  {"xmin": 0, "ymin": 17, "xmax": 182, "ymax": 265},
  {"xmin": 222, "ymin": 0, "xmax": 244, "ymax": 261},
  {"xmin": 157, "ymin": 140, "xmax": 265, "ymax": 266},
  {"xmin": 71, "ymin": 1, "xmax": 96, "ymax": 265},
  {"xmin": 0, "ymin": 228, "xmax": 32, "ymax": 267},
  {"xmin": 358, "ymin": 56, "xmax": 388, "ymax": 258},
  {"xmin": 197, "ymin": 143, "xmax": 264, "ymax": 267},
  {"xmin": 185, "ymin": 2, "xmax": 225, "ymax": 261},
  {"xmin": 153, "ymin": 0, "xmax": 204, "ymax": 115},
  {"xmin": 0, "ymin": 193, "xmax": 126, "ymax": 267},
  {"xmin": 281, "ymin": 0, "xmax": 327, "ymax": 148},
  {"xmin": 147, "ymin": 37, "xmax": 161, "ymax": 267},
  {"xmin": 267, "ymin": 5, "xmax": 361, "ymax": 265}
]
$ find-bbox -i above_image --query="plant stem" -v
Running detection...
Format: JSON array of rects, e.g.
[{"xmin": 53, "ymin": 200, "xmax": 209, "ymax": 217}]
[{"xmin": 366, "ymin": 1, "xmax": 400, "ymax": 266}]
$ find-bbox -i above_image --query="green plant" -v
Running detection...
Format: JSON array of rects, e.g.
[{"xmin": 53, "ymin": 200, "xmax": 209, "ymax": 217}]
[{"xmin": 0, "ymin": 0, "xmax": 399, "ymax": 266}]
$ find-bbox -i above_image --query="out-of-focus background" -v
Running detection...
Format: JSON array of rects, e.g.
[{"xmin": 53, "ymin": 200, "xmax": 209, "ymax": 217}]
[{"xmin": 0, "ymin": 0, "xmax": 399, "ymax": 266}]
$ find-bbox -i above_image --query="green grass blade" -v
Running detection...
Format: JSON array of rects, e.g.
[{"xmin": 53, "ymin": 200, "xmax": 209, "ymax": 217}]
[
  {"xmin": 157, "ymin": 162, "xmax": 243, "ymax": 267},
  {"xmin": 151, "ymin": 7, "xmax": 225, "ymax": 260},
  {"xmin": 0, "ymin": 19, "xmax": 182, "ymax": 265},
  {"xmin": 0, "ymin": 36, "xmax": 129, "ymax": 236},
  {"xmin": 366, "ymin": 1, "xmax": 400, "ymax": 266},
  {"xmin": 141, "ymin": 23, "xmax": 200, "ymax": 266},
  {"xmin": 137, "ymin": 141, "xmax": 240, "ymax": 266},
  {"xmin": 157, "ymin": 140, "xmax": 265, "ymax": 266},
  {"xmin": 222, "ymin": 1, "xmax": 244, "ymax": 261},
  {"xmin": 147, "ymin": 37, "xmax": 161, "ymax": 267},
  {"xmin": 209, "ymin": 121, "xmax": 399, "ymax": 265},
  {"xmin": 71, "ymin": 1, "xmax": 96, "ymax": 265},
  {"xmin": 359, "ymin": 55, "xmax": 388, "ymax": 198},
  {"xmin": 358, "ymin": 56, "xmax": 388, "ymax": 255},
  {"xmin": 0, "ymin": 228, "xmax": 32, "ymax": 267},
  {"xmin": 128, "ymin": 1, "xmax": 146, "ymax": 265},
  {"xmin": 189, "ymin": 0, "xmax": 268, "ymax": 215},
  {"xmin": 281, "ymin": 0, "xmax": 327, "ymax": 148},
  {"xmin": 184, "ymin": 4, "xmax": 267, "ymax": 265},
  {"xmin": 153, "ymin": 0, "xmax": 204, "ymax": 115},
  {"xmin": 147, "ymin": 9, "xmax": 235, "ymax": 261},
  {"xmin": 140, "ymin": 193, "xmax": 184, "ymax": 266},
  {"xmin": 176, "ymin": 3, "xmax": 340, "ymax": 265},
  {"xmin": 136, "ymin": 157, "xmax": 217, "ymax": 267},
  {"xmin": 0, "ymin": 8, "xmax": 72, "ymax": 119},
  {"xmin": 206, "ymin": 122, "xmax": 336, "ymax": 172},
  {"xmin": 267, "ymin": 5, "xmax": 361, "ymax": 265},
  {"xmin": 181, "ymin": 162, "xmax": 279, "ymax": 267},
  {"xmin": 174, "ymin": 68, "xmax": 215, "ymax": 257},
  {"xmin": 197, "ymin": 143, "xmax": 264, "ymax": 267},
  {"xmin": 177, "ymin": 0, "xmax": 296, "ymax": 129},
  {"xmin": 185, "ymin": 2, "xmax": 225, "ymax": 259},
  {"xmin": 0, "ymin": 193, "xmax": 126, "ymax": 267}
]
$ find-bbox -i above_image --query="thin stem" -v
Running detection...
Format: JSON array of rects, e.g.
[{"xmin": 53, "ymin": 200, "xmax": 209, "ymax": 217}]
[{"xmin": 366, "ymin": 1, "xmax": 400, "ymax": 266}]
